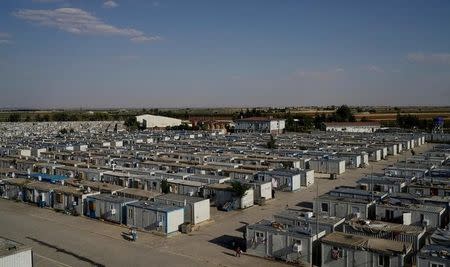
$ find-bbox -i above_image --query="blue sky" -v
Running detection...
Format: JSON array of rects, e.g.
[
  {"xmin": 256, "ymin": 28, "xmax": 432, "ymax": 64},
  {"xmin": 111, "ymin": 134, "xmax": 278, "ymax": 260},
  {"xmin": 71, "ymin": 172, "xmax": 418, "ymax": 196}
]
[{"xmin": 1, "ymin": 0, "xmax": 449, "ymax": 108}]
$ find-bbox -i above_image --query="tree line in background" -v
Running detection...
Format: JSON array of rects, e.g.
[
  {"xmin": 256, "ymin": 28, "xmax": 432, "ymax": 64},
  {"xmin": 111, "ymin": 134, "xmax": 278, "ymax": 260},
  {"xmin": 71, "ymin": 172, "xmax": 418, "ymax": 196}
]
[
  {"xmin": 4, "ymin": 105, "xmax": 445, "ymax": 132},
  {"xmin": 395, "ymin": 113, "xmax": 434, "ymax": 130},
  {"xmin": 6, "ymin": 111, "xmax": 119, "ymax": 122}
]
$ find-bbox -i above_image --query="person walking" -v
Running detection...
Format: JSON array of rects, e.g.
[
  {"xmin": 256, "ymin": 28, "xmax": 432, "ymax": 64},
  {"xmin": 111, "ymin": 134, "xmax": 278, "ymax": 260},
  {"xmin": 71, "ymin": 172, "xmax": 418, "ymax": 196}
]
[{"xmin": 235, "ymin": 247, "xmax": 242, "ymax": 257}]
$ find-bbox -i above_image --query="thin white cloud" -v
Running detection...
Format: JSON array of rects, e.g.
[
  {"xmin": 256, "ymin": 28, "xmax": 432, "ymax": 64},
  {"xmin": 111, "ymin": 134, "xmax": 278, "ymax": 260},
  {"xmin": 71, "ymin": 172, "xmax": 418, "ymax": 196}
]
[
  {"xmin": 0, "ymin": 32, "xmax": 10, "ymax": 39},
  {"xmin": 407, "ymin": 52, "xmax": 450, "ymax": 64},
  {"xmin": 130, "ymin": 35, "xmax": 162, "ymax": 43},
  {"xmin": 365, "ymin": 65, "xmax": 384, "ymax": 73},
  {"xmin": 0, "ymin": 32, "xmax": 12, "ymax": 45},
  {"xmin": 13, "ymin": 8, "xmax": 161, "ymax": 43},
  {"xmin": 103, "ymin": 1, "xmax": 118, "ymax": 9},
  {"xmin": 294, "ymin": 68, "xmax": 344, "ymax": 80},
  {"xmin": 32, "ymin": 0, "xmax": 64, "ymax": 3},
  {"xmin": 152, "ymin": 1, "xmax": 160, "ymax": 7}
]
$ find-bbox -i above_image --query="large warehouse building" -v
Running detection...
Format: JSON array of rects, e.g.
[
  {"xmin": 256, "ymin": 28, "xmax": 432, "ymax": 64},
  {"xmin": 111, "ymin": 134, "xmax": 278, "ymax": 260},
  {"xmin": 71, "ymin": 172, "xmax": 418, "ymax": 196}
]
[{"xmin": 136, "ymin": 114, "xmax": 183, "ymax": 129}]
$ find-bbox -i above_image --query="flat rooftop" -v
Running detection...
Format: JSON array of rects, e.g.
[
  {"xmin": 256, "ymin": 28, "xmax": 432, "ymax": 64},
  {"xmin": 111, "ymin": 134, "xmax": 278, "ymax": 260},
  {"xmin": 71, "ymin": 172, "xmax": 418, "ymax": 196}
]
[
  {"xmin": 322, "ymin": 232, "xmax": 412, "ymax": 255},
  {"xmin": 127, "ymin": 201, "xmax": 183, "ymax": 213},
  {"xmin": 345, "ymin": 219, "xmax": 425, "ymax": 235},
  {"xmin": 317, "ymin": 194, "xmax": 374, "ymax": 204},
  {"xmin": 418, "ymin": 244, "xmax": 450, "ymax": 261},
  {"xmin": 117, "ymin": 188, "xmax": 161, "ymax": 200},
  {"xmin": 0, "ymin": 236, "xmax": 31, "ymax": 258},
  {"xmin": 154, "ymin": 193, "xmax": 206, "ymax": 203},
  {"xmin": 87, "ymin": 193, "xmax": 137, "ymax": 204},
  {"xmin": 274, "ymin": 209, "xmax": 345, "ymax": 225},
  {"xmin": 248, "ymin": 219, "xmax": 323, "ymax": 237}
]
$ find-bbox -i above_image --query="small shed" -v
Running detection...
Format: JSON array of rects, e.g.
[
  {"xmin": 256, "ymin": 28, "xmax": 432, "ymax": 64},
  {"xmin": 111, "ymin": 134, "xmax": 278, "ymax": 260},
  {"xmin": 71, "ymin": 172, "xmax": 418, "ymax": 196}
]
[
  {"xmin": 0, "ymin": 178, "xmax": 30, "ymax": 200},
  {"xmin": 23, "ymin": 181, "xmax": 58, "ymax": 208},
  {"xmin": 241, "ymin": 180, "xmax": 272, "ymax": 204},
  {"xmin": 126, "ymin": 201, "xmax": 184, "ymax": 235},
  {"xmin": 154, "ymin": 193, "xmax": 210, "ymax": 225},
  {"xmin": 53, "ymin": 186, "xmax": 99, "ymax": 215},
  {"xmin": 85, "ymin": 194, "xmax": 138, "ymax": 224},
  {"xmin": 205, "ymin": 183, "xmax": 254, "ymax": 210}
]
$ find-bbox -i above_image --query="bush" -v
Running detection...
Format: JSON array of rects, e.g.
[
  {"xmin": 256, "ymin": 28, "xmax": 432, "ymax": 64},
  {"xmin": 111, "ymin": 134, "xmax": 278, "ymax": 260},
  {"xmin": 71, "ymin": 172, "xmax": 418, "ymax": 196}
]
[{"xmin": 230, "ymin": 181, "xmax": 251, "ymax": 198}]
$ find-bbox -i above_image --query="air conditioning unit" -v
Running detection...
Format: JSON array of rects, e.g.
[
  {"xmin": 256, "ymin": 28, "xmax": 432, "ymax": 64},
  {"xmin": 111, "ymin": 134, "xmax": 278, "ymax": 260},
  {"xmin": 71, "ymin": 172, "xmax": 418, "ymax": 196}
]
[
  {"xmin": 305, "ymin": 212, "xmax": 313, "ymax": 219},
  {"xmin": 110, "ymin": 209, "xmax": 116, "ymax": 215},
  {"xmin": 423, "ymin": 219, "xmax": 430, "ymax": 226}
]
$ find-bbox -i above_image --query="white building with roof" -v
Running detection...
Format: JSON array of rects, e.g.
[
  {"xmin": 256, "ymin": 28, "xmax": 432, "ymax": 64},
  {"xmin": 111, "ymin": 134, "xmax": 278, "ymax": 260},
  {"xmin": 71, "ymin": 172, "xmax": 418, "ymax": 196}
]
[
  {"xmin": 325, "ymin": 122, "xmax": 381, "ymax": 133},
  {"xmin": 234, "ymin": 117, "xmax": 285, "ymax": 134},
  {"xmin": 136, "ymin": 114, "xmax": 183, "ymax": 129}
]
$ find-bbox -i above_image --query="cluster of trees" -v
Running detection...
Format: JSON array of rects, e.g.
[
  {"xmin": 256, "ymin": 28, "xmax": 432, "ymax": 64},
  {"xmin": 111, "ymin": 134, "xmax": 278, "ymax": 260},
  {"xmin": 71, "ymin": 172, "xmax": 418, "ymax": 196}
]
[
  {"xmin": 285, "ymin": 113, "xmax": 314, "ymax": 132},
  {"xmin": 233, "ymin": 108, "xmax": 264, "ymax": 119},
  {"xmin": 286, "ymin": 105, "xmax": 356, "ymax": 132},
  {"xmin": 124, "ymin": 117, "xmax": 144, "ymax": 131},
  {"xmin": 7, "ymin": 113, "xmax": 21, "ymax": 122},
  {"xmin": 166, "ymin": 123, "xmax": 198, "ymax": 131},
  {"xmin": 396, "ymin": 113, "xmax": 433, "ymax": 130},
  {"xmin": 6, "ymin": 111, "xmax": 122, "ymax": 122}
]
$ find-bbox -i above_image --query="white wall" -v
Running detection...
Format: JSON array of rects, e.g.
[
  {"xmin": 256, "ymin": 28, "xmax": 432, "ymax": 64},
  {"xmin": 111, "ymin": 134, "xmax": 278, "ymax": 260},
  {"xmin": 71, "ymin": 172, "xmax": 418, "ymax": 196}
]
[
  {"xmin": 167, "ymin": 208, "xmax": 184, "ymax": 233},
  {"xmin": 240, "ymin": 188, "xmax": 254, "ymax": 209},
  {"xmin": 193, "ymin": 199, "xmax": 210, "ymax": 224},
  {"xmin": 136, "ymin": 114, "xmax": 182, "ymax": 128},
  {"xmin": 326, "ymin": 125, "xmax": 380, "ymax": 133},
  {"xmin": 0, "ymin": 250, "xmax": 33, "ymax": 267}
]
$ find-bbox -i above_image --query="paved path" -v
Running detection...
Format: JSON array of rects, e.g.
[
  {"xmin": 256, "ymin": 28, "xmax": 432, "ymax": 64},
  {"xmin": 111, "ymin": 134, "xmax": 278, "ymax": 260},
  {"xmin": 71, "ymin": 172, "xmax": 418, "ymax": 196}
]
[{"xmin": 0, "ymin": 143, "xmax": 433, "ymax": 267}]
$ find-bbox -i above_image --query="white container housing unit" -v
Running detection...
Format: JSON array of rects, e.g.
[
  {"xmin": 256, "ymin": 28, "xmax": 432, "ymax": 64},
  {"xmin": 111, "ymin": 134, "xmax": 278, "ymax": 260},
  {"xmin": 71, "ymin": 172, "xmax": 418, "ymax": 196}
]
[{"xmin": 126, "ymin": 201, "xmax": 184, "ymax": 235}]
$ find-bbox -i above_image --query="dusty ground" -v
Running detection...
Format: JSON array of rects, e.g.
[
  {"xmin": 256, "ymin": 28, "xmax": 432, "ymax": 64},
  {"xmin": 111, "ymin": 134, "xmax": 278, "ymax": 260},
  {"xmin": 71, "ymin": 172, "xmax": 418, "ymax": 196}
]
[{"xmin": 0, "ymin": 143, "xmax": 434, "ymax": 267}]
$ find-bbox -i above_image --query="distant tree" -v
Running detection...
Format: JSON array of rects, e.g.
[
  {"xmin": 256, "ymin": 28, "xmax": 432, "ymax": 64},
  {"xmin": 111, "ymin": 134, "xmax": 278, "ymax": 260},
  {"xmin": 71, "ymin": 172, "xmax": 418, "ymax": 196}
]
[
  {"xmin": 166, "ymin": 123, "xmax": 194, "ymax": 131},
  {"xmin": 334, "ymin": 105, "xmax": 355, "ymax": 122},
  {"xmin": 124, "ymin": 116, "xmax": 140, "ymax": 131},
  {"xmin": 52, "ymin": 112, "xmax": 70, "ymax": 121},
  {"xmin": 396, "ymin": 113, "xmax": 432, "ymax": 130},
  {"xmin": 7, "ymin": 113, "xmax": 21, "ymax": 122},
  {"xmin": 266, "ymin": 135, "xmax": 277, "ymax": 149},
  {"xmin": 230, "ymin": 181, "xmax": 251, "ymax": 198},
  {"xmin": 69, "ymin": 128, "xmax": 75, "ymax": 133},
  {"xmin": 161, "ymin": 180, "xmax": 170, "ymax": 194},
  {"xmin": 285, "ymin": 112, "xmax": 296, "ymax": 131},
  {"xmin": 314, "ymin": 113, "xmax": 327, "ymax": 130},
  {"xmin": 360, "ymin": 117, "xmax": 369, "ymax": 122},
  {"xmin": 68, "ymin": 113, "xmax": 79, "ymax": 121},
  {"xmin": 42, "ymin": 114, "xmax": 50, "ymax": 121},
  {"xmin": 285, "ymin": 113, "xmax": 314, "ymax": 132},
  {"xmin": 59, "ymin": 128, "xmax": 68, "ymax": 134}
]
